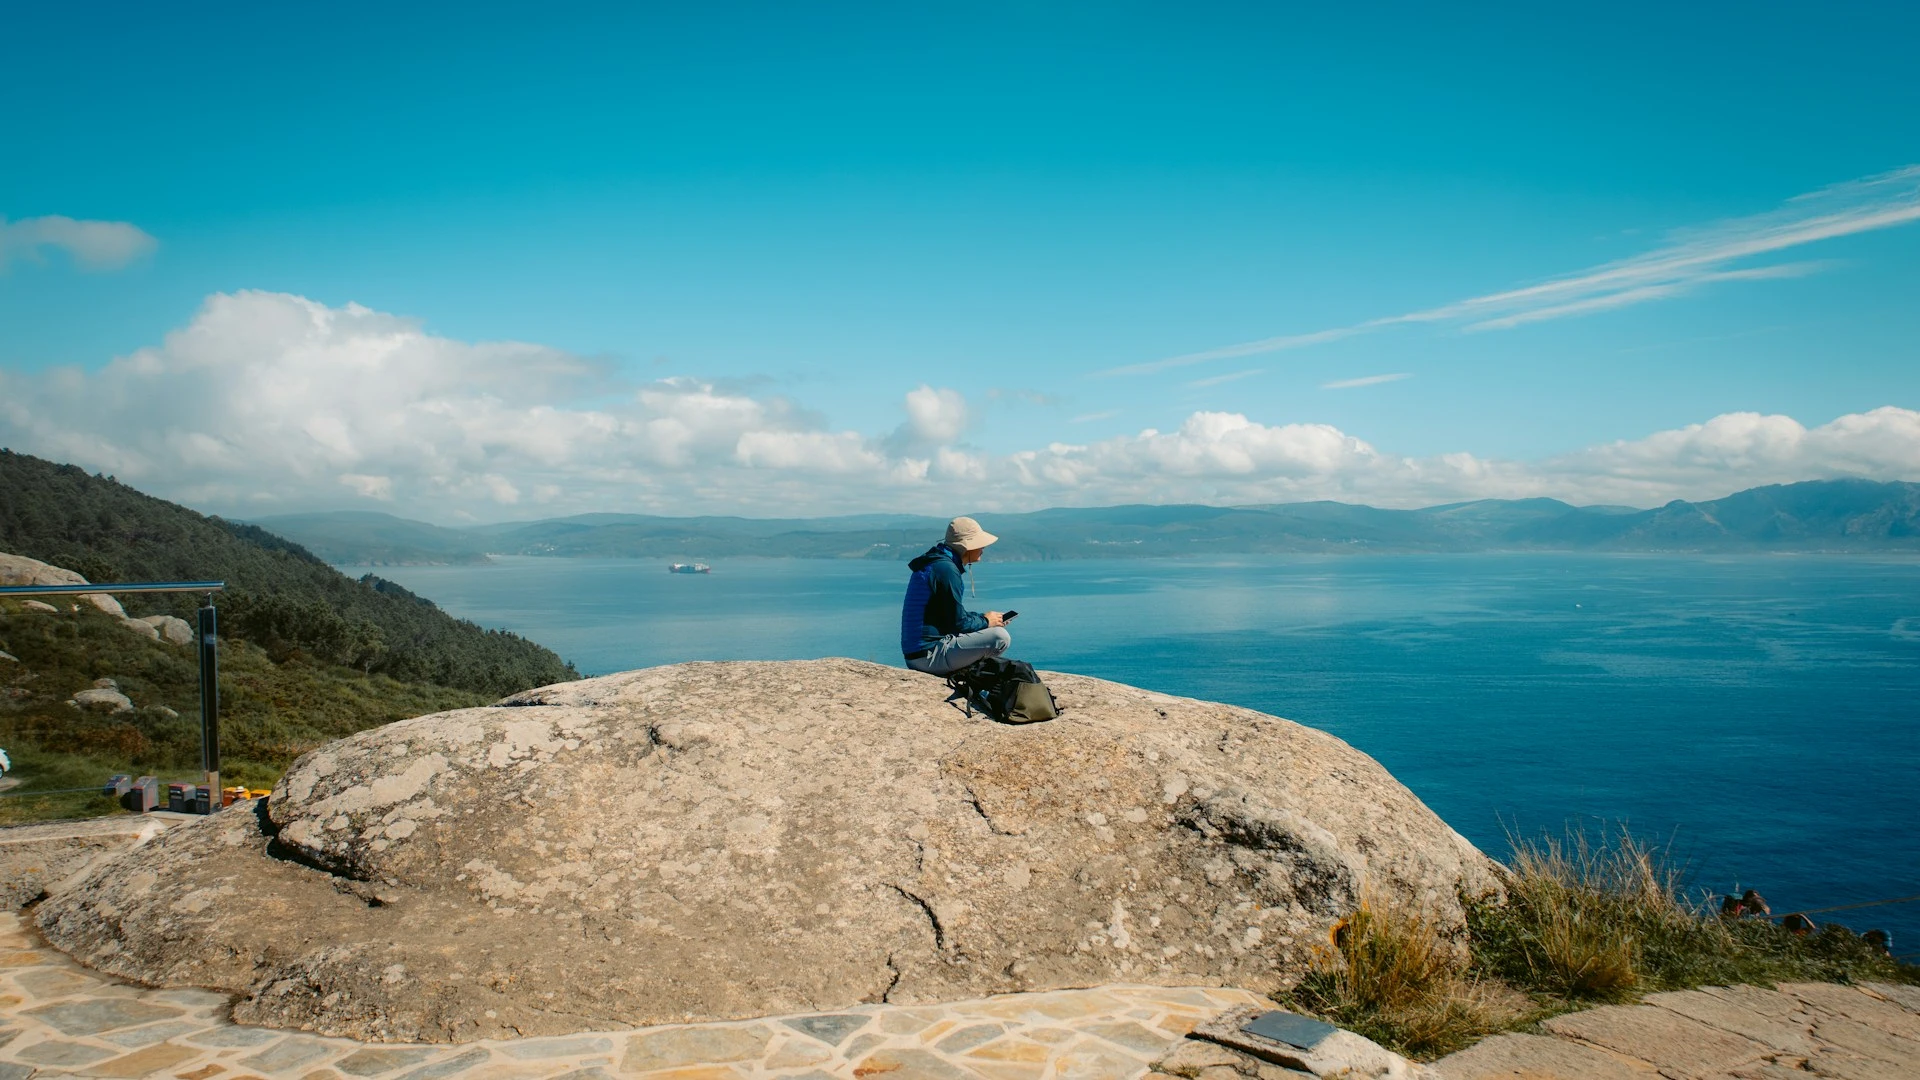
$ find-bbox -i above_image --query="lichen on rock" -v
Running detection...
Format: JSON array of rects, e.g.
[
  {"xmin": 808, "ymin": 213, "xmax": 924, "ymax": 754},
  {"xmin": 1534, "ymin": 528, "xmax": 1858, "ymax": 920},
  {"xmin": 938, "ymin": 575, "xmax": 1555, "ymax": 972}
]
[{"xmin": 36, "ymin": 658, "xmax": 1500, "ymax": 1044}]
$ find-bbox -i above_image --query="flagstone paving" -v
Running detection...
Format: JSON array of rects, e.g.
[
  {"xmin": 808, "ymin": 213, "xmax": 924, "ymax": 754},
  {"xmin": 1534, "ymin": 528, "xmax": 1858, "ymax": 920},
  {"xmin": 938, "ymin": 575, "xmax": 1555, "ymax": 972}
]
[
  {"xmin": 0, "ymin": 914, "xmax": 1265, "ymax": 1080},
  {"xmin": 1432, "ymin": 982, "xmax": 1920, "ymax": 1080}
]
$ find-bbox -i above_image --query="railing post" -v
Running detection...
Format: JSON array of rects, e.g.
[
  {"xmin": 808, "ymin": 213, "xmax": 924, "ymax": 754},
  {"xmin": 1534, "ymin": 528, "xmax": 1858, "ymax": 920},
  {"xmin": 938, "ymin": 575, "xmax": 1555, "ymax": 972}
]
[{"xmin": 198, "ymin": 599, "xmax": 220, "ymax": 810}]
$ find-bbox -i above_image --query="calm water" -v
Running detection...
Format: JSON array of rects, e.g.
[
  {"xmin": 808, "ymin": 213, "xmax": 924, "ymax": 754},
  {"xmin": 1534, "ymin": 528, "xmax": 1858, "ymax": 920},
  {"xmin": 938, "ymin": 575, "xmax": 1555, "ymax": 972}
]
[{"xmin": 354, "ymin": 554, "xmax": 1920, "ymax": 946}]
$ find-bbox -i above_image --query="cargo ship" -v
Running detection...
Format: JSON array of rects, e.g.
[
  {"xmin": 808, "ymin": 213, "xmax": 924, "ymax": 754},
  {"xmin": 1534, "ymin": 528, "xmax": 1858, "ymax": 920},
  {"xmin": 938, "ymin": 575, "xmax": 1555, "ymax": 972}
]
[{"xmin": 669, "ymin": 563, "xmax": 712, "ymax": 574}]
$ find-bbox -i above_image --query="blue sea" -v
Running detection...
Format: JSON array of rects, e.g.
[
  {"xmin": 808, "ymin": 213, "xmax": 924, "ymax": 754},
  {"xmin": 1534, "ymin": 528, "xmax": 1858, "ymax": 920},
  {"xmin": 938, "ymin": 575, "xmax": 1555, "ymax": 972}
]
[{"xmin": 353, "ymin": 554, "xmax": 1920, "ymax": 948}]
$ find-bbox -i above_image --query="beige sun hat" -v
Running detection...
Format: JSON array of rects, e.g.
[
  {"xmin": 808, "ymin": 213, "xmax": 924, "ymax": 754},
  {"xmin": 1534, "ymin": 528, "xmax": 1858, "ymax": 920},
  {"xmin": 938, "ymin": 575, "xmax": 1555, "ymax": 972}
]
[{"xmin": 944, "ymin": 516, "xmax": 998, "ymax": 550}]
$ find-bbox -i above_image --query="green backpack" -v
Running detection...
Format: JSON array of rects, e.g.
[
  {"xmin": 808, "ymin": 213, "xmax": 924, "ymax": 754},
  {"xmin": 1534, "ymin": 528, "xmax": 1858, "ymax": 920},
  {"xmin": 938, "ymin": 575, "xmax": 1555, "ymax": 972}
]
[{"xmin": 944, "ymin": 658, "xmax": 1060, "ymax": 724}]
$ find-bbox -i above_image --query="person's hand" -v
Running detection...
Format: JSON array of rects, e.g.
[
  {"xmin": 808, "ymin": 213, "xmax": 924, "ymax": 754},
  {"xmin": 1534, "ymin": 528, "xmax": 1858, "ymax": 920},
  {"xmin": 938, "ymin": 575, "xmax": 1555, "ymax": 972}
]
[{"xmin": 986, "ymin": 611, "xmax": 1005, "ymax": 627}]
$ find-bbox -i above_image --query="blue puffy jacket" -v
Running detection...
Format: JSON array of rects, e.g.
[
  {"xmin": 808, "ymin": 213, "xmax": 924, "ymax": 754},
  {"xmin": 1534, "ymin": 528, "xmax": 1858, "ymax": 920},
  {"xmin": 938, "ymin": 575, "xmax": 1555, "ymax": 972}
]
[{"xmin": 899, "ymin": 543, "xmax": 988, "ymax": 655}]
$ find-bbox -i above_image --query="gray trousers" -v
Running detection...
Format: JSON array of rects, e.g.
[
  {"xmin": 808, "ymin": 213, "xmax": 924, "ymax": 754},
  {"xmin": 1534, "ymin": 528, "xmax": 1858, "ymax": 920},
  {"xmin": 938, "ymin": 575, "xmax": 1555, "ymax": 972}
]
[{"xmin": 906, "ymin": 627, "xmax": 1011, "ymax": 677}]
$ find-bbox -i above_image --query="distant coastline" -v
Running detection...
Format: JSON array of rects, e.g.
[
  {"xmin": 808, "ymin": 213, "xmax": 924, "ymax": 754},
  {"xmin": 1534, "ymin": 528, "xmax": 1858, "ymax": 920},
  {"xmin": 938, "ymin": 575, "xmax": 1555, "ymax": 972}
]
[{"xmin": 257, "ymin": 477, "xmax": 1920, "ymax": 565}]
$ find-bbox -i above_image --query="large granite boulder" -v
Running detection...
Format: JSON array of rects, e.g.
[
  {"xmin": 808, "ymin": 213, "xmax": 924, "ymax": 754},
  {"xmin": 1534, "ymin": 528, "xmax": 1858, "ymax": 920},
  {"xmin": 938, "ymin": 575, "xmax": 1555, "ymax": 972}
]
[
  {"xmin": 0, "ymin": 551, "xmax": 87, "ymax": 587},
  {"xmin": 37, "ymin": 659, "xmax": 1499, "ymax": 1044}
]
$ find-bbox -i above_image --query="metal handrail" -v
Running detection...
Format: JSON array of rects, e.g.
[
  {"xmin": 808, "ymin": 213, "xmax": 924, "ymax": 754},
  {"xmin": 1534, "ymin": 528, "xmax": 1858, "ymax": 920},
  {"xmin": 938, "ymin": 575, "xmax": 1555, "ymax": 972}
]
[
  {"xmin": 0, "ymin": 582, "xmax": 224, "ymax": 596},
  {"xmin": 2, "ymin": 580, "xmax": 227, "ymax": 812}
]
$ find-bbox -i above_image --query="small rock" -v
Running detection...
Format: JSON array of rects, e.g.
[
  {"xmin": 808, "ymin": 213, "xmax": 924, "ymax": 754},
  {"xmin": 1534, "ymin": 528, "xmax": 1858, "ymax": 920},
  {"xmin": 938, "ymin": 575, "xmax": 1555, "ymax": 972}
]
[
  {"xmin": 73, "ymin": 688, "xmax": 134, "ymax": 714},
  {"xmin": 81, "ymin": 593, "xmax": 127, "ymax": 618},
  {"xmin": 0, "ymin": 650, "xmax": 16, "ymax": 663},
  {"xmin": 139, "ymin": 615, "xmax": 195, "ymax": 646},
  {"xmin": 23, "ymin": 600, "xmax": 60, "ymax": 613},
  {"xmin": 150, "ymin": 705, "xmax": 181, "ymax": 720},
  {"xmin": 93, "ymin": 678, "xmax": 120, "ymax": 689},
  {"xmin": 120, "ymin": 618, "xmax": 162, "ymax": 641}
]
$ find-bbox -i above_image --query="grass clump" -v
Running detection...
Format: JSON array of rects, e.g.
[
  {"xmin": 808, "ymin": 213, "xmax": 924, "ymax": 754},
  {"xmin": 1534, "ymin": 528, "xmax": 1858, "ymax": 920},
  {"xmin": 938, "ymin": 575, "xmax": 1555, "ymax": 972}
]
[
  {"xmin": 1279, "ymin": 826, "xmax": 1918, "ymax": 1062},
  {"xmin": 1283, "ymin": 895, "xmax": 1528, "ymax": 1059}
]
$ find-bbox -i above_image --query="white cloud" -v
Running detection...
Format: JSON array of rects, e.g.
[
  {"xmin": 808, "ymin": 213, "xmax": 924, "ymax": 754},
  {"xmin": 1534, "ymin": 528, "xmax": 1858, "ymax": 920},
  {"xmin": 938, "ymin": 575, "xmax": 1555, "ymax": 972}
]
[
  {"xmin": 0, "ymin": 215, "xmax": 157, "ymax": 270},
  {"xmin": 2, "ymin": 290, "xmax": 1915, "ymax": 519},
  {"xmin": 1323, "ymin": 373, "xmax": 1411, "ymax": 390},
  {"xmin": 1113, "ymin": 165, "xmax": 1920, "ymax": 374}
]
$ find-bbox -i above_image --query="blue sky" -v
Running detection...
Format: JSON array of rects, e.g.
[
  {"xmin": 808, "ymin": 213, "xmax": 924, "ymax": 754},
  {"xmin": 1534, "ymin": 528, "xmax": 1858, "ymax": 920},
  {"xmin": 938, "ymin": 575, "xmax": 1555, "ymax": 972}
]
[{"xmin": 3, "ymin": 2, "xmax": 1918, "ymax": 519}]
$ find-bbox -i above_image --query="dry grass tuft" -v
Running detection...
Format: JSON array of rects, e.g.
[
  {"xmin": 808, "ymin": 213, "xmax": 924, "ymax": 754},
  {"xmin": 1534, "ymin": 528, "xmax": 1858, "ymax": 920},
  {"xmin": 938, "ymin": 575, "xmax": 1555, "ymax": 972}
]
[{"xmin": 1284, "ymin": 894, "xmax": 1522, "ymax": 1060}]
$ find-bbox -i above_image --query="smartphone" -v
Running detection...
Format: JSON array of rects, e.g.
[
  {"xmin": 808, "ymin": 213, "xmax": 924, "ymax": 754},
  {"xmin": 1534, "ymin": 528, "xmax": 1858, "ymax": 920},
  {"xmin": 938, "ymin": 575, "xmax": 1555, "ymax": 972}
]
[{"xmin": 1002, "ymin": 610, "xmax": 1019, "ymax": 621}]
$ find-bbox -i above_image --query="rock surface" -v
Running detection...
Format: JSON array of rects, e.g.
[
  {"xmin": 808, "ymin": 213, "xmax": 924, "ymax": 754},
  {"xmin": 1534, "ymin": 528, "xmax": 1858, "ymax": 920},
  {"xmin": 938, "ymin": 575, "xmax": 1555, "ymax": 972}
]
[
  {"xmin": 38, "ymin": 659, "xmax": 1499, "ymax": 1044},
  {"xmin": 139, "ymin": 613, "xmax": 195, "ymax": 645},
  {"xmin": 70, "ymin": 688, "xmax": 134, "ymax": 713},
  {"xmin": 0, "ymin": 552, "xmax": 87, "ymax": 588},
  {"xmin": 0, "ymin": 816, "xmax": 175, "ymax": 911}
]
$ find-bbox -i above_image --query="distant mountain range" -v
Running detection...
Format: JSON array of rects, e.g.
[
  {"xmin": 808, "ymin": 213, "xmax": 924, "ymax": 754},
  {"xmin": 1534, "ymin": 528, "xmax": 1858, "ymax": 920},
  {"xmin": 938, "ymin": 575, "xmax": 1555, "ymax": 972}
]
[{"xmin": 253, "ymin": 479, "xmax": 1920, "ymax": 564}]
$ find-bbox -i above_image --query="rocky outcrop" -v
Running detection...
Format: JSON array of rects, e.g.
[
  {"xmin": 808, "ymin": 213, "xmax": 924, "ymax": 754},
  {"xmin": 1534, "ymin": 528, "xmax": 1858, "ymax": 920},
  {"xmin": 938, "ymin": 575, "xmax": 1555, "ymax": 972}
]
[
  {"xmin": 0, "ymin": 552, "xmax": 87, "ymax": 588},
  {"xmin": 0, "ymin": 551, "xmax": 186, "ymax": 642},
  {"xmin": 0, "ymin": 816, "xmax": 174, "ymax": 912},
  {"xmin": 70, "ymin": 687, "xmax": 134, "ymax": 713},
  {"xmin": 38, "ymin": 659, "xmax": 1499, "ymax": 1044}
]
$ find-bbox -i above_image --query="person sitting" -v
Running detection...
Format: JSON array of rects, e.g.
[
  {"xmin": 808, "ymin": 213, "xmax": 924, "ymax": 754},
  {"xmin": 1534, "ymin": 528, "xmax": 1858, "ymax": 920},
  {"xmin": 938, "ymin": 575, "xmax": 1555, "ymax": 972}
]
[{"xmin": 901, "ymin": 516, "xmax": 1011, "ymax": 677}]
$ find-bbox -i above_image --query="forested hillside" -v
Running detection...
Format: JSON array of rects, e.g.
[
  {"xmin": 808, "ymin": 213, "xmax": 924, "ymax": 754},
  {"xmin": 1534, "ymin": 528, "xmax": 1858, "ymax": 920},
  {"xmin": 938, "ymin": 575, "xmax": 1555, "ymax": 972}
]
[{"xmin": 0, "ymin": 450, "xmax": 576, "ymax": 696}]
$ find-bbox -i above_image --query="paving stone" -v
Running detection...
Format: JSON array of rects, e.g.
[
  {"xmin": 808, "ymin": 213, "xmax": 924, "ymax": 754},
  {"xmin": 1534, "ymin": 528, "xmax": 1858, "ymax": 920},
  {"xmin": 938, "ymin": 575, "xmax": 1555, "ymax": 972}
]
[
  {"xmin": 0, "ymin": 1027, "xmax": 15, "ymax": 1049},
  {"xmin": 15, "ymin": 968, "xmax": 95, "ymax": 998},
  {"xmin": 933, "ymin": 1024, "xmax": 1004, "ymax": 1054},
  {"xmin": 1023, "ymin": 1027, "xmax": 1077, "ymax": 1046},
  {"xmin": 842, "ymin": 1033, "xmax": 888, "ymax": 1060},
  {"xmin": 96, "ymin": 1019, "xmax": 206, "ymax": 1048},
  {"xmin": 850, "ymin": 1046, "xmax": 975, "ymax": 1080},
  {"xmin": 620, "ymin": 1027, "xmax": 771, "ymax": 1073},
  {"xmin": 237, "ymin": 1036, "xmax": 340, "ymax": 1073},
  {"xmin": 551, "ymin": 1070, "xmax": 616, "ymax": 1080},
  {"xmin": 763, "ymin": 1040, "xmax": 833, "ymax": 1068},
  {"xmin": 335, "ymin": 1047, "xmax": 442, "ymax": 1076},
  {"xmin": 965, "ymin": 1037, "xmax": 1052, "ymax": 1064},
  {"xmin": 498, "ymin": 1036, "xmax": 613, "ymax": 1061},
  {"xmin": 967, "ymin": 1063, "xmax": 1053, "ymax": 1080},
  {"xmin": 178, "ymin": 1065, "xmax": 228, "ymax": 1080},
  {"xmin": 78, "ymin": 1040, "xmax": 203, "ymax": 1077},
  {"xmin": 626, "ymin": 1067, "xmax": 742, "ymax": 1080},
  {"xmin": 14, "ymin": 1037, "xmax": 120, "ymax": 1066},
  {"xmin": 1432, "ymin": 1031, "xmax": 1662, "ymax": 1080},
  {"xmin": 1698, "ymin": 985, "xmax": 1812, "ymax": 1024},
  {"xmin": 1644, "ymin": 989, "xmax": 1820, "ymax": 1055},
  {"xmin": 24, "ymin": 998, "xmax": 183, "ymax": 1036},
  {"xmin": 1865, "ymin": 983, "xmax": 1920, "ymax": 1014},
  {"xmin": 1544, "ymin": 1003, "xmax": 1772, "ymax": 1076},
  {"xmin": 1082, "ymin": 1021, "xmax": 1174, "ymax": 1056},
  {"xmin": 875, "ymin": 1010, "xmax": 940, "ymax": 1035},
  {"xmin": 302, "ymin": 1070, "xmax": 345, "ymax": 1080},
  {"xmin": 1051, "ymin": 1042, "xmax": 1145, "ymax": 1080},
  {"xmin": 1799, "ymin": 1048, "xmax": 1916, "ymax": 1080},
  {"xmin": 392, "ymin": 1048, "xmax": 490, "ymax": 1080},
  {"xmin": 1787, "ymin": 983, "xmax": 1920, "ymax": 1041},
  {"xmin": 143, "ymin": 989, "xmax": 232, "ymax": 1009},
  {"xmin": 780, "ymin": 1014, "xmax": 871, "ymax": 1046},
  {"xmin": 1811, "ymin": 1016, "xmax": 1920, "ymax": 1066},
  {"xmin": 187, "ymin": 1026, "xmax": 283, "ymax": 1048},
  {"xmin": 0, "ymin": 951, "xmax": 50, "ymax": 968},
  {"xmin": 0, "ymin": 1063, "xmax": 33, "ymax": 1080}
]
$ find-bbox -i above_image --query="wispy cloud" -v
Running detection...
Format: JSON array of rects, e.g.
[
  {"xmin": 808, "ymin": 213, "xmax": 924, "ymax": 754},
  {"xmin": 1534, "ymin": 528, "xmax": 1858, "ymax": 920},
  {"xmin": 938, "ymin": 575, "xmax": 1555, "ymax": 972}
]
[
  {"xmin": 1322, "ymin": 373, "xmax": 1411, "ymax": 390},
  {"xmin": 1187, "ymin": 368, "xmax": 1265, "ymax": 388},
  {"xmin": 0, "ymin": 215, "xmax": 157, "ymax": 270},
  {"xmin": 1106, "ymin": 165, "xmax": 1920, "ymax": 375},
  {"xmin": 1070, "ymin": 409, "xmax": 1120, "ymax": 423}
]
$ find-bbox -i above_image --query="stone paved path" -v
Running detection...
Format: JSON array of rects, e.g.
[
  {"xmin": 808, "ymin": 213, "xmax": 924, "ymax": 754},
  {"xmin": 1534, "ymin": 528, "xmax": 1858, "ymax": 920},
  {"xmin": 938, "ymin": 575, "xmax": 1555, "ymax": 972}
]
[
  {"xmin": 0, "ymin": 914, "xmax": 1264, "ymax": 1080},
  {"xmin": 1434, "ymin": 980, "xmax": 1920, "ymax": 1080}
]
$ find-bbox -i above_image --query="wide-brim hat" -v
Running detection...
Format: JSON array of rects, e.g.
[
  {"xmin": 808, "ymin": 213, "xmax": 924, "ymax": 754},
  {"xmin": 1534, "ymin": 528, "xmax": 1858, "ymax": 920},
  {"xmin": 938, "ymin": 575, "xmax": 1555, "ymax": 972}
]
[{"xmin": 945, "ymin": 516, "xmax": 998, "ymax": 550}]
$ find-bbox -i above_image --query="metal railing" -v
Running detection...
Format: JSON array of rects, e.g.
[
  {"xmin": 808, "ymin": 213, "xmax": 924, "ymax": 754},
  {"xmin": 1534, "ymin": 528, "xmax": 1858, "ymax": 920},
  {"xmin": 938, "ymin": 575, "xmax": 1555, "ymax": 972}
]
[{"xmin": 0, "ymin": 581, "xmax": 226, "ymax": 810}]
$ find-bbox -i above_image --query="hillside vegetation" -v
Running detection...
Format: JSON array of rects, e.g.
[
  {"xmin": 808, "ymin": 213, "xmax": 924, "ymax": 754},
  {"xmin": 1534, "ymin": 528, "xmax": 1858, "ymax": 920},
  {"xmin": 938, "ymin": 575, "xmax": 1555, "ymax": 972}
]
[
  {"xmin": 257, "ymin": 479, "xmax": 1920, "ymax": 563},
  {"xmin": 0, "ymin": 450, "xmax": 578, "ymax": 822},
  {"xmin": 1, "ymin": 451, "xmax": 576, "ymax": 696}
]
